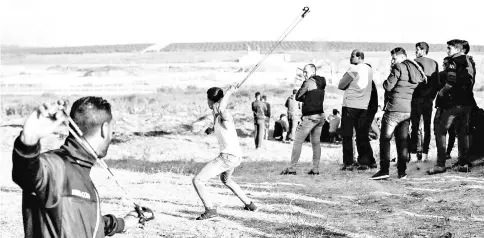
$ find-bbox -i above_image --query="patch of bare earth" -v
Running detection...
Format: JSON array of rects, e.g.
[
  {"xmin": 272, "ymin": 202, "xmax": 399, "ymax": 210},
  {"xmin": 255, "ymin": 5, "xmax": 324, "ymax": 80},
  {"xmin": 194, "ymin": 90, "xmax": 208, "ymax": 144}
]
[{"xmin": 2, "ymin": 123, "xmax": 484, "ymax": 238}]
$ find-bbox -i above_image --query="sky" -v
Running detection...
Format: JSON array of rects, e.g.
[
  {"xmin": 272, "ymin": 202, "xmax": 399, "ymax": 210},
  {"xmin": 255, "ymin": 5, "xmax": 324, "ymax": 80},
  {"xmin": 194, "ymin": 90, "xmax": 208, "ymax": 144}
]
[{"xmin": 1, "ymin": 0, "xmax": 483, "ymax": 47}]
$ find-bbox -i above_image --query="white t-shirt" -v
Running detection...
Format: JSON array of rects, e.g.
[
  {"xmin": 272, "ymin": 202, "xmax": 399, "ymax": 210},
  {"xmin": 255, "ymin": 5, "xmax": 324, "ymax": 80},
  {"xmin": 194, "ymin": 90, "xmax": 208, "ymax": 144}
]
[{"xmin": 213, "ymin": 103, "xmax": 242, "ymax": 158}]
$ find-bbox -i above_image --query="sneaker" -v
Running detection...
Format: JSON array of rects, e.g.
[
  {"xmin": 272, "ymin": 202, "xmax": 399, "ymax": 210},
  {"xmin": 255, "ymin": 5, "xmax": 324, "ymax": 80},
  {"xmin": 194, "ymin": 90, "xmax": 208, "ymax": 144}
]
[
  {"xmin": 341, "ymin": 164, "xmax": 355, "ymax": 171},
  {"xmin": 307, "ymin": 170, "xmax": 320, "ymax": 175},
  {"xmin": 280, "ymin": 168, "xmax": 297, "ymax": 175},
  {"xmin": 427, "ymin": 166, "xmax": 446, "ymax": 175},
  {"xmin": 196, "ymin": 208, "xmax": 218, "ymax": 220},
  {"xmin": 356, "ymin": 164, "xmax": 369, "ymax": 171},
  {"xmin": 244, "ymin": 202, "xmax": 258, "ymax": 211},
  {"xmin": 454, "ymin": 164, "xmax": 471, "ymax": 173},
  {"xmin": 369, "ymin": 163, "xmax": 378, "ymax": 169},
  {"xmin": 398, "ymin": 173, "xmax": 408, "ymax": 179},
  {"xmin": 370, "ymin": 170, "xmax": 389, "ymax": 180}
]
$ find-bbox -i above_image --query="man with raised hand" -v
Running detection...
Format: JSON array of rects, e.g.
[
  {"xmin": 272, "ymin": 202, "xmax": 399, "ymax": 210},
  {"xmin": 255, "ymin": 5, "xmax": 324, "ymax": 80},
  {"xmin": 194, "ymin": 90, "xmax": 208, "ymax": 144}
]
[
  {"xmin": 281, "ymin": 64, "xmax": 326, "ymax": 175},
  {"xmin": 194, "ymin": 85, "xmax": 257, "ymax": 220},
  {"xmin": 338, "ymin": 49, "xmax": 375, "ymax": 171},
  {"xmin": 12, "ymin": 97, "xmax": 147, "ymax": 238},
  {"xmin": 409, "ymin": 42, "xmax": 440, "ymax": 163},
  {"xmin": 371, "ymin": 47, "xmax": 426, "ymax": 180},
  {"xmin": 428, "ymin": 40, "xmax": 476, "ymax": 175}
]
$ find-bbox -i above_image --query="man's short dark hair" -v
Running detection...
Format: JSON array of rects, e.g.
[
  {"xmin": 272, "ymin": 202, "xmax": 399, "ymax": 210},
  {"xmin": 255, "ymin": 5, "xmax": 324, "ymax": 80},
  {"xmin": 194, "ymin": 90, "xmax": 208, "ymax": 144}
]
[
  {"xmin": 292, "ymin": 89, "xmax": 297, "ymax": 94},
  {"xmin": 70, "ymin": 96, "xmax": 112, "ymax": 137},
  {"xmin": 461, "ymin": 40, "xmax": 470, "ymax": 54},
  {"xmin": 390, "ymin": 47, "xmax": 407, "ymax": 56},
  {"xmin": 354, "ymin": 50, "xmax": 365, "ymax": 59},
  {"xmin": 416, "ymin": 42, "xmax": 429, "ymax": 54},
  {"xmin": 333, "ymin": 109, "xmax": 339, "ymax": 115},
  {"xmin": 255, "ymin": 92, "xmax": 261, "ymax": 98},
  {"xmin": 261, "ymin": 95, "xmax": 267, "ymax": 100},
  {"xmin": 447, "ymin": 39, "xmax": 464, "ymax": 51},
  {"xmin": 280, "ymin": 114, "xmax": 286, "ymax": 119},
  {"xmin": 207, "ymin": 87, "xmax": 224, "ymax": 102},
  {"xmin": 305, "ymin": 64, "xmax": 317, "ymax": 72}
]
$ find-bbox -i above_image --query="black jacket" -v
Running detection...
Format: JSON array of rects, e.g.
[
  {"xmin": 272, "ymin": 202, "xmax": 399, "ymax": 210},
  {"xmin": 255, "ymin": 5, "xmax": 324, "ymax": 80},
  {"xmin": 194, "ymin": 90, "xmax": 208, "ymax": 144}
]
[
  {"xmin": 296, "ymin": 75, "xmax": 326, "ymax": 116},
  {"xmin": 12, "ymin": 135, "xmax": 125, "ymax": 238},
  {"xmin": 414, "ymin": 56, "xmax": 440, "ymax": 102},
  {"xmin": 437, "ymin": 54, "xmax": 475, "ymax": 108}
]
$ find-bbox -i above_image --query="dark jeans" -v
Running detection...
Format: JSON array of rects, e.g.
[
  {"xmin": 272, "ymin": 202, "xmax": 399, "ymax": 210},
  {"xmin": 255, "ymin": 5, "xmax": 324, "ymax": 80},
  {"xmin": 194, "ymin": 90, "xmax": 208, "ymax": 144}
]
[
  {"xmin": 287, "ymin": 114, "xmax": 300, "ymax": 140},
  {"xmin": 434, "ymin": 106, "xmax": 472, "ymax": 167},
  {"xmin": 447, "ymin": 123, "xmax": 457, "ymax": 155},
  {"xmin": 410, "ymin": 99, "xmax": 433, "ymax": 154},
  {"xmin": 380, "ymin": 111, "xmax": 411, "ymax": 174},
  {"xmin": 341, "ymin": 107, "xmax": 374, "ymax": 166},
  {"xmin": 254, "ymin": 120, "xmax": 265, "ymax": 149}
]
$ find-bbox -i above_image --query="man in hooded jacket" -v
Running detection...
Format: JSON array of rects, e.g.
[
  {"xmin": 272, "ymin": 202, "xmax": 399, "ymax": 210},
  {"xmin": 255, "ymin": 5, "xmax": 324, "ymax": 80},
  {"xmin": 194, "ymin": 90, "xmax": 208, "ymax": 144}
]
[{"xmin": 371, "ymin": 47, "xmax": 426, "ymax": 180}]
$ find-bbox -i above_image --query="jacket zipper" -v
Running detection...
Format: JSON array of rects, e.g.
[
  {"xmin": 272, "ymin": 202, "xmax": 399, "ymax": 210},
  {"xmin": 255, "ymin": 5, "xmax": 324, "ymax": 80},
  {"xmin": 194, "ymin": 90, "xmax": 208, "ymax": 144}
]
[{"xmin": 92, "ymin": 187, "xmax": 101, "ymax": 237}]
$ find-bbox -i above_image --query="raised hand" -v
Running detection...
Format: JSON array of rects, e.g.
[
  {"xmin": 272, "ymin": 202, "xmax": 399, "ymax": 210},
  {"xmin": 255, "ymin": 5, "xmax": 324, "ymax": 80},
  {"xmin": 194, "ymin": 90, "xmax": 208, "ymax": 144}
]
[{"xmin": 21, "ymin": 100, "xmax": 68, "ymax": 145}]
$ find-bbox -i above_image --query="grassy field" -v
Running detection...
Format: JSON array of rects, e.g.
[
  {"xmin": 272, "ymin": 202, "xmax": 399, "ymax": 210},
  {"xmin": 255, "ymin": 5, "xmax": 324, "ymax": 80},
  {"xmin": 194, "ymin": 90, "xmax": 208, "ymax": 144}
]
[
  {"xmin": 2, "ymin": 82, "xmax": 484, "ymax": 237},
  {"xmin": 1, "ymin": 49, "xmax": 484, "ymax": 237}
]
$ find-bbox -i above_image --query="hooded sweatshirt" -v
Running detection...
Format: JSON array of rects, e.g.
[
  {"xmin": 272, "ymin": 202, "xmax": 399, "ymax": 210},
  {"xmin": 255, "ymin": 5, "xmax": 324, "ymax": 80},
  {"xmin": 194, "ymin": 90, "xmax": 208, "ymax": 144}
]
[
  {"xmin": 383, "ymin": 59, "xmax": 427, "ymax": 112},
  {"xmin": 12, "ymin": 135, "xmax": 126, "ymax": 238},
  {"xmin": 295, "ymin": 75, "xmax": 326, "ymax": 116}
]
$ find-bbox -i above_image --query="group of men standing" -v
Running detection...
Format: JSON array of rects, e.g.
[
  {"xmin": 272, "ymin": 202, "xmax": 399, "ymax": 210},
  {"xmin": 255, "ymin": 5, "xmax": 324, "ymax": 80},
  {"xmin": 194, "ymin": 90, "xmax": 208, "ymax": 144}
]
[{"xmin": 278, "ymin": 39, "xmax": 478, "ymax": 180}]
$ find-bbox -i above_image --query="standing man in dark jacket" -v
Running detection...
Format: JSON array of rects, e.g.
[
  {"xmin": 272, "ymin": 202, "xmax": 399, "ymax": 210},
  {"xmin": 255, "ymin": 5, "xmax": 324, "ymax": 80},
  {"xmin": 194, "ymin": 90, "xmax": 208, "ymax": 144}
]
[
  {"xmin": 370, "ymin": 47, "xmax": 426, "ymax": 180},
  {"xmin": 285, "ymin": 89, "xmax": 302, "ymax": 141},
  {"xmin": 11, "ymin": 97, "xmax": 147, "ymax": 238},
  {"xmin": 338, "ymin": 50, "xmax": 375, "ymax": 171},
  {"xmin": 281, "ymin": 64, "xmax": 326, "ymax": 175},
  {"xmin": 428, "ymin": 39, "xmax": 476, "ymax": 175},
  {"xmin": 252, "ymin": 92, "xmax": 267, "ymax": 149},
  {"xmin": 409, "ymin": 42, "xmax": 440, "ymax": 162}
]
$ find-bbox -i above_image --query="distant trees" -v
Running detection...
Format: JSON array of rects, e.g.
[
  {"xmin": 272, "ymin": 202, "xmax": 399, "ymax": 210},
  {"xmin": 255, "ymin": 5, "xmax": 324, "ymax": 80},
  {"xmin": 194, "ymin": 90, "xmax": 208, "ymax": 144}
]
[{"xmin": 2, "ymin": 41, "xmax": 484, "ymax": 55}]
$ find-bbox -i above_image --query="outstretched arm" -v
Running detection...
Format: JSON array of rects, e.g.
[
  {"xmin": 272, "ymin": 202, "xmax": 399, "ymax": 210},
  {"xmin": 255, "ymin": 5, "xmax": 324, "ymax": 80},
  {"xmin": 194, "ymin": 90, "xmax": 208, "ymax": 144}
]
[{"xmin": 218, "ymin": 85, "xmax": 237, "ymax": 114}]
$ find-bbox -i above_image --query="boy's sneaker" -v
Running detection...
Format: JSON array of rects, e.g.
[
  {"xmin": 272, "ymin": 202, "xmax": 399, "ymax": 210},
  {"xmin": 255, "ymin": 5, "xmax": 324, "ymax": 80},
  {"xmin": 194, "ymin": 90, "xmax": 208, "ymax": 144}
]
[
  {"xmin": 398, "ymin": 173, "xmax": 408, "ymax": 179},
  {"xmin": 196, "ymin": 208, "xmax": 218, "ymax": 220},
  {"xmin": 244, "ymin": 202, "xmax": 258, "ymax": 211},
  {"xmin": 370, "ymin": 170, "xmax": 389, "ymax": 180},
  {"xmin": 356, "ymin": 164, "xmax": 369, "ymax": 171}
]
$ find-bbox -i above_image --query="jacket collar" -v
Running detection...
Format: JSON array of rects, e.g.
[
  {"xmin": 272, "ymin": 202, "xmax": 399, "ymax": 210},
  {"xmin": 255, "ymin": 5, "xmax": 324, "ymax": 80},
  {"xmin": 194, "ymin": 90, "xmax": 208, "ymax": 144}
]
[
  {"xmin": 451, "ymin": 52, "xmax": 464, "ymax": 58},
  {"xmin": 61, "ymin": 136, "xmax": 96, "ymax": 168}
]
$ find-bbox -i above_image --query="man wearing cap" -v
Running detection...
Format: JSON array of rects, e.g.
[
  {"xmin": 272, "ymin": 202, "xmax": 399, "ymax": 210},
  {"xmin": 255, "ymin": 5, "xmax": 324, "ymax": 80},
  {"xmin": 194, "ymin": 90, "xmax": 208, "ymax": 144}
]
[{"xmin": 338, "ymin": 49, "xmax": 375, "ymax": 171}]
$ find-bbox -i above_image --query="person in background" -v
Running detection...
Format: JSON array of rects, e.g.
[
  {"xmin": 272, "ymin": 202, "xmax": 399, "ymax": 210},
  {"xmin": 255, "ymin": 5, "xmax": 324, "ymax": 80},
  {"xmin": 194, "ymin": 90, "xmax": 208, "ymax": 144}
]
[
  {"xmin": 261, "ymin": 95, "xmax": 271, "ymax": 140},
  {"xmin": 409, "ymin": 42, "xmax": 440, "ymax": 162},
  {"xmin": 273, "ymin": 114, "xmax": 289, "ymax": 141},
  {"xmin": 428, "ymin": 39, "xmax": 475, "ymax": 175},
  {"xmin": 327, "ymin": 109, "xmax": 341, "ymax": 143},
  {"xmin": 370, "ymin": 47, "xmax": 426, "ymax": 180},
  {"xmin": 251, "ymin": 92, "xmax": 267, "ymax": 149},
  {"xmin": 285, "ymin": 89, "xmax": 302, "ymax": 141},
  {"xmin": 338, "ymin": 49, "xmax": 374, "ymax": 171},
  {"xmin": 280, "ymin": 64, "xmax": 326, "ymax": 175}
]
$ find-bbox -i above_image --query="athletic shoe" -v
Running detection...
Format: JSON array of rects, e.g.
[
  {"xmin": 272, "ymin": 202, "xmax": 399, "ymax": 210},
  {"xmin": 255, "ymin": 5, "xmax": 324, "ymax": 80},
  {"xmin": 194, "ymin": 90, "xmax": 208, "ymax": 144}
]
[
  {"xmin": 370, "ymin": 170, "xmax": 389, "ymax": 180},
  {"xmin": 369, "ymin": 163, "xmax": 378, "ymax": 169},
  {"xmin": 398, "ymin": 173, "xmax": 408, "ymax": 179},
  {"xmin": 341, "ymin": 164, "xmax": 355, "ymax": 171},
  {"xmin": 427, "ymin": 166, "xmax": 446, "ymax": 175},
  {"xmin": 421, "ymin": 153, "xmax": 428, "ymax": 162},
  {"xmin": 454, "ymin": 164, "xmax": 471, "ymax": 173},
  {"xmin": 196, "ymin": 208, "xmax": 218, "ymax": 220},
  {"xmin": 356, "ymin": 164, "xmax": 369, "ymax": 171},
  {"xmin": 280, "ymin": 168, "xmax": 297, "ymax": 175},
  {"xmin": 244, "ymin": 202, "xmax": 258, "ymax": 211},
  {"xmin": 409, "ymin": 153, "xmax": 418, "ymax": 162},
  {"xmin": 307, "ymin": 170, "xmax": 319, "ymax": 175}
]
